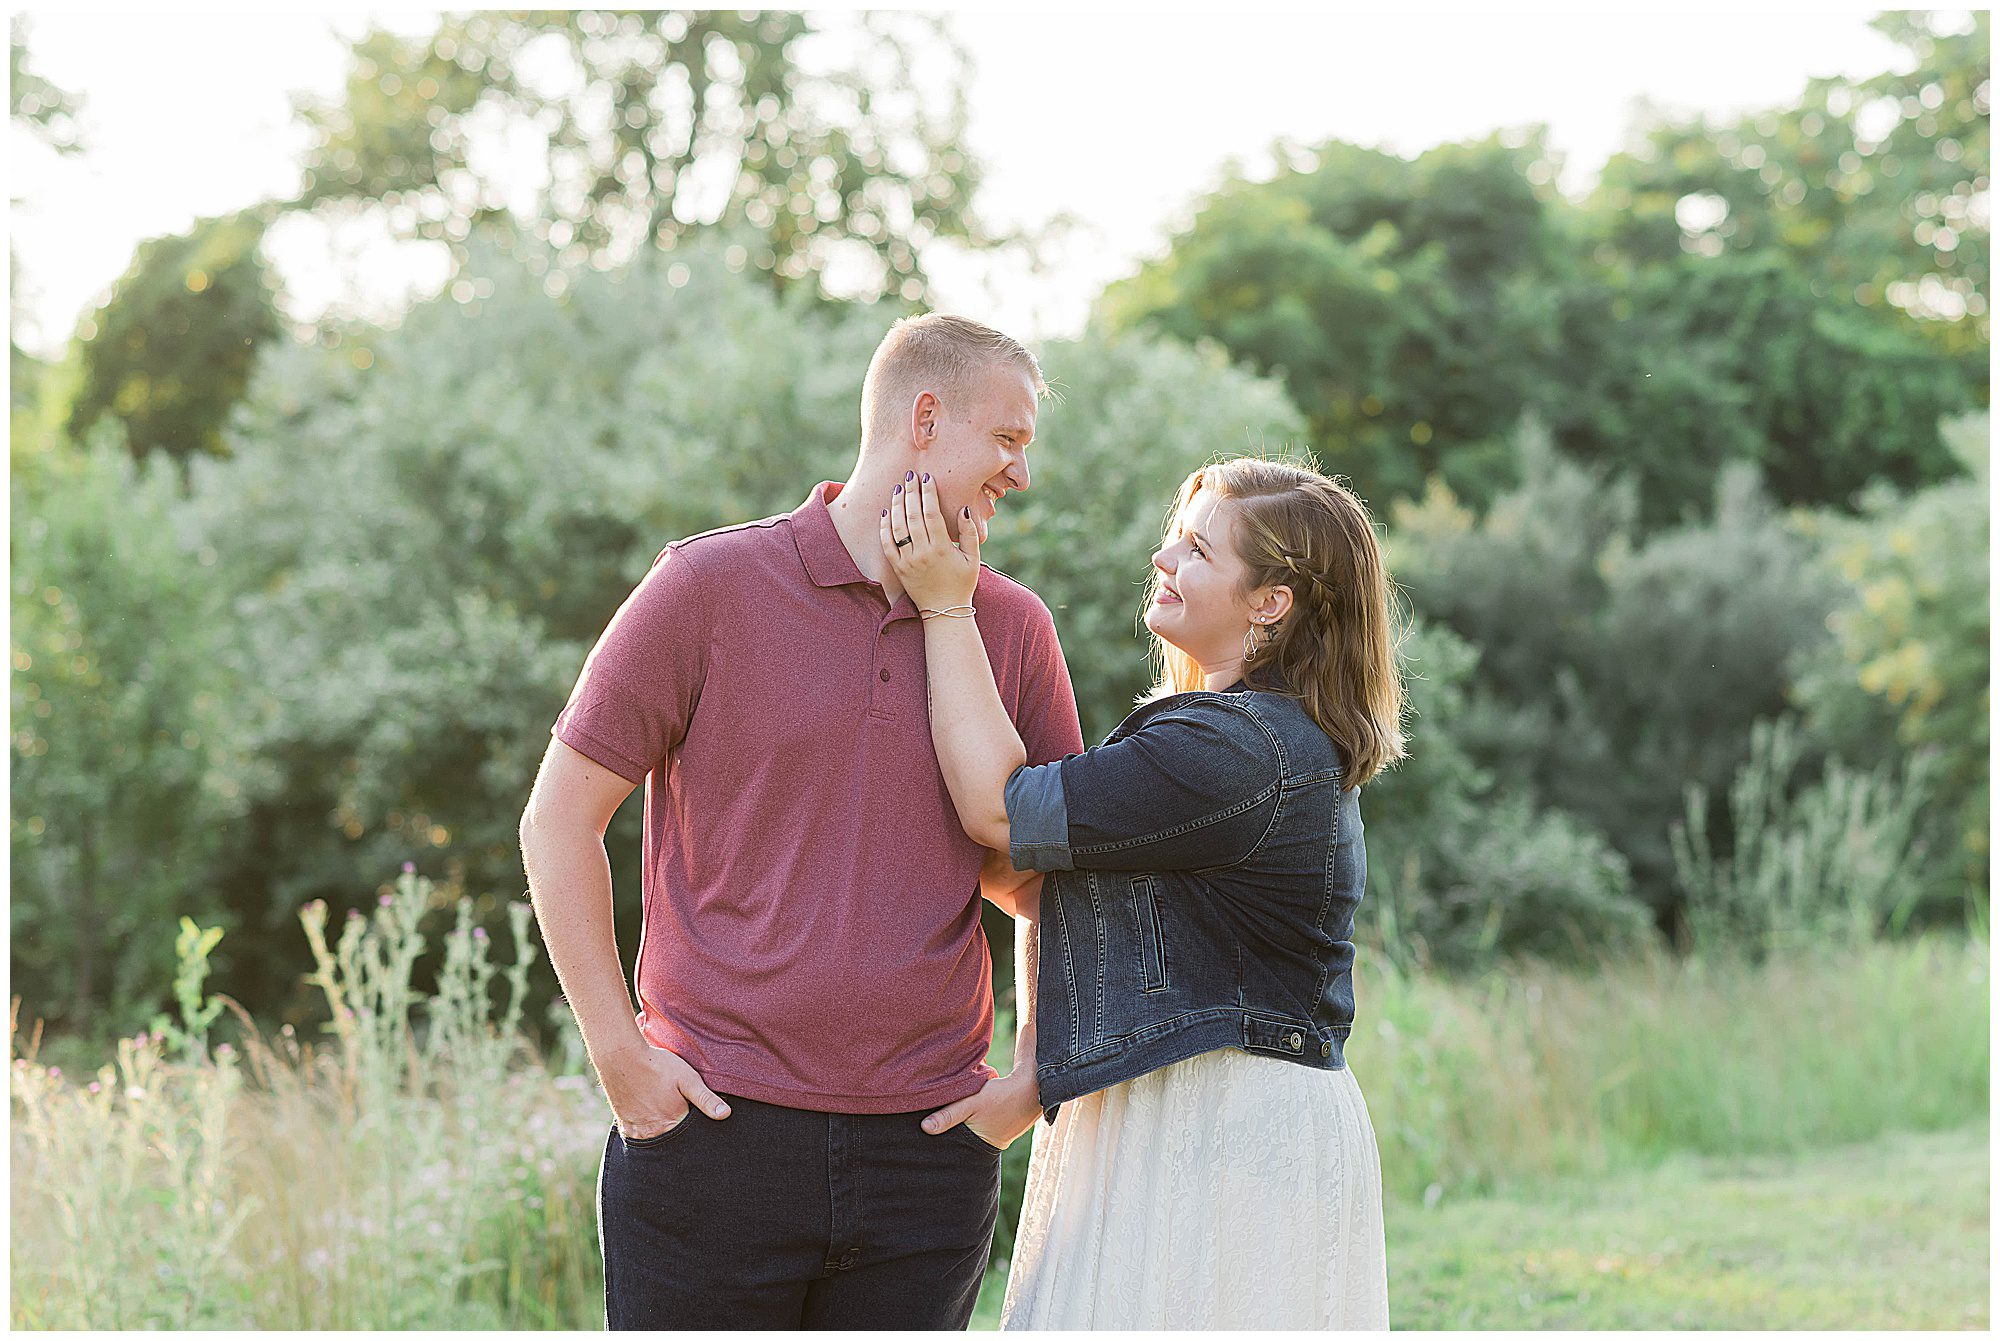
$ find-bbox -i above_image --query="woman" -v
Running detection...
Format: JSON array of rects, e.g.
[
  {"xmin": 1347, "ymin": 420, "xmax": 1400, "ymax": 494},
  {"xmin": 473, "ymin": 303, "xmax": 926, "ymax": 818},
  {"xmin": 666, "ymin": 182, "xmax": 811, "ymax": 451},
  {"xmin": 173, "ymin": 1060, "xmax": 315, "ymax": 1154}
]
[{"xmin": 881, "ymin": 455, "xmax": 1403, "ymax": 1329}]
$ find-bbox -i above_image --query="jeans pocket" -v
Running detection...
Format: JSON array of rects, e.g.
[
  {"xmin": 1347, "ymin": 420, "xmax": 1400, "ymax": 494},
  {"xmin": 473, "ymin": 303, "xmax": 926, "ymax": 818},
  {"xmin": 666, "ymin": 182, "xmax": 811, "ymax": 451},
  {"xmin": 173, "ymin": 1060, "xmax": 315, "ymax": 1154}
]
[
  {"xmin": 618, "ymin": 1111, "xmax": 693, "ymax": 1149},
  {"xmin": 940, "ymin": 1121, "xmax": 1005, "ymax": 1155}
]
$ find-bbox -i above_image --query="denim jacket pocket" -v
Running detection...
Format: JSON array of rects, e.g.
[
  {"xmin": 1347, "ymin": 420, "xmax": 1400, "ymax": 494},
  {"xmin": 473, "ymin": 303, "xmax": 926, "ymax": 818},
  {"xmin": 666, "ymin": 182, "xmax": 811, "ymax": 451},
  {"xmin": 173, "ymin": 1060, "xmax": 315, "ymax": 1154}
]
[{"xmin": 1130, "ymin": 875, "xmax": 1169, "ymax": 993}]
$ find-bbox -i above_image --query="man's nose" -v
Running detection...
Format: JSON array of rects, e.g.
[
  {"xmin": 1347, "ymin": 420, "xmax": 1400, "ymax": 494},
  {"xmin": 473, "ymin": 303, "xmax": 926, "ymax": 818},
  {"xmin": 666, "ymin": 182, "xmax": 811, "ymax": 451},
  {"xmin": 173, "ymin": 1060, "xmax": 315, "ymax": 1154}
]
[{"xmin": 1007, "ymin": 453, "xmax": 1031, "ymax": 493}]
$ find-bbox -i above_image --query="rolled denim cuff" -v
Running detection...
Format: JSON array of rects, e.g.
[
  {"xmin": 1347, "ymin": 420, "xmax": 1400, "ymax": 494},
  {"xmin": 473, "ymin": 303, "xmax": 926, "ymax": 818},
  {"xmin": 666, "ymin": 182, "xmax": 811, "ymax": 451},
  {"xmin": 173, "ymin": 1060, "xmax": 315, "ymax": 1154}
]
[{"xmin": 1004, "ymin": 760, "xmax": 1073, "ymax": 873}]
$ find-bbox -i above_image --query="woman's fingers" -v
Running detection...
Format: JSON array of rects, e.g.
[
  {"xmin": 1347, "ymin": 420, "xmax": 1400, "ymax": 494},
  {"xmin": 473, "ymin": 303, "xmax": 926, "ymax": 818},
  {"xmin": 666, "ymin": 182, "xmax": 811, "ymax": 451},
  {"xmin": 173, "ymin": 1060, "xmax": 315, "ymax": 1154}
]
[
  {"xmin": 918, "ymin": 473, "xmax": 946, "ymax": 544},
  {"xmin": 897, "ymin": 475, "xmax": 921, "ymax": 551},
  {"xmin": 878, "ymin": 501, "xmax": 900, "ymax": 565}
]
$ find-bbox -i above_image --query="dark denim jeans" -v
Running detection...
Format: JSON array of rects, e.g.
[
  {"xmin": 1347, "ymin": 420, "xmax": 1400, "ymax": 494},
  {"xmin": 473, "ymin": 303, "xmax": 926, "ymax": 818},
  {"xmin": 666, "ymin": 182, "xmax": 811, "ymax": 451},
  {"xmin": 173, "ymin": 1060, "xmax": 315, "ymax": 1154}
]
[{"xmin": 596, "ymin": 1092, "xmax": 1002, "ymax": 1329}]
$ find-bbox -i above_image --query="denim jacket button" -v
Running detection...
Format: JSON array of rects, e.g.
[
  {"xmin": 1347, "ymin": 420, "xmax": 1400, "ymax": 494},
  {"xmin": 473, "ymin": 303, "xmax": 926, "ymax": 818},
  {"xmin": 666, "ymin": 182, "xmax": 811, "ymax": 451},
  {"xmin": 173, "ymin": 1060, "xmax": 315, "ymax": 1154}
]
[
  {"xmin": 1320, "ymin": 1041, "xmax": 1333, "ymax": 1058},
  {"xmin": 1287, "ymin": 1032, "xmax": 1303, "ymax": 1051}
]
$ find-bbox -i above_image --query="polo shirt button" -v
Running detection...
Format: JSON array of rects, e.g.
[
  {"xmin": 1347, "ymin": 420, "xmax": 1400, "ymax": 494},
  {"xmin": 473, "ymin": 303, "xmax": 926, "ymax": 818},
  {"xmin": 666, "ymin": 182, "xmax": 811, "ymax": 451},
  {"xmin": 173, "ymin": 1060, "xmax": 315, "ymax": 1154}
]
[
  {"xmin": 1287, "ymin": 1032, "xmax": 1303, "ymax": 1050},
  {"xmin": 879, "ymin": 669, "xmax": 891, "ymax": 681}
]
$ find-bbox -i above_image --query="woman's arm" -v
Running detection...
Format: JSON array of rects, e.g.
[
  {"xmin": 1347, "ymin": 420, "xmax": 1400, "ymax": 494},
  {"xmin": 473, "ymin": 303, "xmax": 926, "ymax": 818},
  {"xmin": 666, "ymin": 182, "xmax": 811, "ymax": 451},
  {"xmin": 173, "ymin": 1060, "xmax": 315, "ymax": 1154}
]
[{"xmin": 883, "ymin": 475, "xmax": 1024, "ymax": 849}]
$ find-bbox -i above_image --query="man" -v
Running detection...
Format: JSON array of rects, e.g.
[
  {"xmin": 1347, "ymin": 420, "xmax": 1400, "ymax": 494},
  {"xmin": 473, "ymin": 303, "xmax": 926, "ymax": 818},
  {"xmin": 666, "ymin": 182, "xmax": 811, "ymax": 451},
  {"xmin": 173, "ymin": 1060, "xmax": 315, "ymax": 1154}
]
[{"xmin": 519, "ymin": 314, "xmax": 1082, "ymax": 1329}]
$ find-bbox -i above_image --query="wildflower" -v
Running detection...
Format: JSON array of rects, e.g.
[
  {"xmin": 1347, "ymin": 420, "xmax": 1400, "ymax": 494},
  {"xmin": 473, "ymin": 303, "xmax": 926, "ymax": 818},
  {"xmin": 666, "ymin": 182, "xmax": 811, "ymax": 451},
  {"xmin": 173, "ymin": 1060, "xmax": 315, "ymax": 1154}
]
[
  {"xmin": 88, "ymin": 1081, "xmax": 101, "ymax": 1093},
  {"xmin": 126, "ymin": 1085, "xmax": 145, "ymax": 1100},
  {"xmin": 403, "ymin": 861, "xmax": 416, "ymax": 873},
  {"xmin": 379, "ymin": 893, "xmax": 394, "ymax": 907},
  {"xmin": 46, "ymin": 1065, "xmax": 60, "ymax": 1078},
  {"xmin": 216, "ymin": 1043, "xmax": 236, "ymax": 1057},
  {"xmin": 472, "ymin": 927, "xmax": 488, "ymax": 941}
]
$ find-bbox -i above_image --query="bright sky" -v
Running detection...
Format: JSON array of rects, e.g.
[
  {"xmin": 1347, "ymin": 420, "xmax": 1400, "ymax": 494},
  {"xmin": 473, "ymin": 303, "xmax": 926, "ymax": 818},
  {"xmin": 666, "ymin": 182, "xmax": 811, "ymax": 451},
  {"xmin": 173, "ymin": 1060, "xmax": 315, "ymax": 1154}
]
[{"xmin": 8, "ymin": 6, "xmax": 1918, "ymax": 360}]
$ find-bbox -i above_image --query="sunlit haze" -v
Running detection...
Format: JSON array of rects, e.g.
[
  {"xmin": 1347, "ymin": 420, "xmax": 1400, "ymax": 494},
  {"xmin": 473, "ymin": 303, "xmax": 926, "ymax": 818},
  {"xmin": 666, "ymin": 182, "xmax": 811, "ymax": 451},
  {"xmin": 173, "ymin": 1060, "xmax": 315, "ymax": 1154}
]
[{"xmin": 9, "ymin": 8, "xmax": 1912, "ymax": 358}]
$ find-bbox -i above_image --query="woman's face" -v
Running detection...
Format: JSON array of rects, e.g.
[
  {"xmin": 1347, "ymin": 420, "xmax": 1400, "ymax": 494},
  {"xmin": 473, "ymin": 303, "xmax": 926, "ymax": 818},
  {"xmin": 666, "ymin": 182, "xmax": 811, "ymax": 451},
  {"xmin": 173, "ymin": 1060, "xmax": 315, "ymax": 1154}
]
[{"xmin": 1145, "ymin": 488, "xmax": 1269, "ymax": 668}]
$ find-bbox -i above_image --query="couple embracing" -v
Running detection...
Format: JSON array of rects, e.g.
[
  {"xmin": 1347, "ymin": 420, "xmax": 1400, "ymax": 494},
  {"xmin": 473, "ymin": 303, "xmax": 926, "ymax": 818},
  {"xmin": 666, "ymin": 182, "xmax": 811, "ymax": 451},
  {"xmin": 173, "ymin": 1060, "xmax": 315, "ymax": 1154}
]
[{"xmin": 520, "ymin": 314, "xmax": 1400, "ymax": 1330}]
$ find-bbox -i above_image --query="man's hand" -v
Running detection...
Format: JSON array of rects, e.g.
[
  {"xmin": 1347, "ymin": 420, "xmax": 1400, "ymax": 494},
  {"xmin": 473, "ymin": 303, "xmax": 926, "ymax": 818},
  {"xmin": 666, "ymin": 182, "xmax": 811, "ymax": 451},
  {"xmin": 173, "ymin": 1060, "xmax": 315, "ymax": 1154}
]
[
  {"xmin": 922, "ymin": 1064, "xmax": 1041, "ymax": 1151},
  {"xmin": 600, "ymin": 1041, "xmax": 731, "ymax": 1140}
]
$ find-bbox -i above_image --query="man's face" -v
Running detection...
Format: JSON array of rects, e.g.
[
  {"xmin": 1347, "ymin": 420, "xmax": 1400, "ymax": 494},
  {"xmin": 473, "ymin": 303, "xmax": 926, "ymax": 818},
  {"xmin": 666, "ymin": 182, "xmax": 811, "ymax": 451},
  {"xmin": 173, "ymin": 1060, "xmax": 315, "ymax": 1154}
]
[{"xmin": 918, "ymin": 363, "xmax": 1038, "ymax": 545}]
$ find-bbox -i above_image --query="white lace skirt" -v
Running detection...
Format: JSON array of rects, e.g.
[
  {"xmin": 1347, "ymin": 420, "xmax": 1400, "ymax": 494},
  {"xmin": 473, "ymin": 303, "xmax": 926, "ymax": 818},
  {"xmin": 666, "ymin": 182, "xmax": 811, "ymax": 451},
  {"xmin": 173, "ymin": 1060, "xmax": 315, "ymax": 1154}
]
[{"xmin": 1000, "ymin": 1046, "xmax": 1389, "ymax": 1330}]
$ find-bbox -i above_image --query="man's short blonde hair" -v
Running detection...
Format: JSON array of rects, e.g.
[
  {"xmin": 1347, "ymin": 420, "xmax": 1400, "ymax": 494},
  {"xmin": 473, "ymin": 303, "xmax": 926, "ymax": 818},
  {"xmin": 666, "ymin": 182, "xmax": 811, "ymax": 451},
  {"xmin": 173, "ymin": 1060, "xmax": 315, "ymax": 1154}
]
[{"xmin": 860, "ymin": 313, "xmax": 1047, "ymax": 446}]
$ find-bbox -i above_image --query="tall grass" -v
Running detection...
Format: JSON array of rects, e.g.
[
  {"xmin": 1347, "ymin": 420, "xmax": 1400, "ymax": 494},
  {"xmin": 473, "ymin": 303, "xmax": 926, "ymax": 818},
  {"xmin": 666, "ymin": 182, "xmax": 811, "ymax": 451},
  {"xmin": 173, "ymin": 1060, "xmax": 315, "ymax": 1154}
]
[
  {"xmin": 11, "ymin": 871, "xmax": 607, "ymax": 1328},
  {"xmin": 10, "ymin": 874, "xmax": 1988, "ymax": 1326},
  {"xmin": 1348, "ymin": 932, "xmax": 1988, "ymax": 1203}
]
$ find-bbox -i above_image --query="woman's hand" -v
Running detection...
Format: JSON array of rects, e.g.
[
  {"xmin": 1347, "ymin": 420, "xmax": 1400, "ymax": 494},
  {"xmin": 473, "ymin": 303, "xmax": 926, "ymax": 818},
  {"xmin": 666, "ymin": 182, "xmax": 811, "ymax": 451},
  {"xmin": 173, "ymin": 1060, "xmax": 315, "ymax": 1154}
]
[{"xmin": 880, "ymin": 473, "xmax": 980, "ymax": 612}]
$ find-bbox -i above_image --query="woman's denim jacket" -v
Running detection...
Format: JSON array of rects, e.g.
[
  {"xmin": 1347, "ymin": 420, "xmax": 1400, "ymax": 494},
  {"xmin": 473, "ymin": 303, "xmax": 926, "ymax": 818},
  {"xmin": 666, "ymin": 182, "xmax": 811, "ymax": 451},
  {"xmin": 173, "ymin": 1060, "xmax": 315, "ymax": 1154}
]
[{"xmin": 1005, "ymin": 679, "xmax": 1365, "ymax": 1120}]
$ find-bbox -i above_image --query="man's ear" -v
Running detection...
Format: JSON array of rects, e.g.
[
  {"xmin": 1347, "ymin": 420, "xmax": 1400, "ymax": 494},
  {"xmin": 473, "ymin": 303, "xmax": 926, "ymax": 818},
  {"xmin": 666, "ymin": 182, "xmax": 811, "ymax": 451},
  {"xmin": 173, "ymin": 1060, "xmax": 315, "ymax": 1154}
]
[{"xmin": 911, "ymin": 390, "xmax": 940, "ymax": 451}]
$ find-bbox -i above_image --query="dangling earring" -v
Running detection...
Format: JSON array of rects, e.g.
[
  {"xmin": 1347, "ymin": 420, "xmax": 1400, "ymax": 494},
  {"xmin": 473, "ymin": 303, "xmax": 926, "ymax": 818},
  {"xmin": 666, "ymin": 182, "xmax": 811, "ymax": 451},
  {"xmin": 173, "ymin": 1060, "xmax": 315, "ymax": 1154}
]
[{"xmin": 1244, "ymin": 618, "xmax": 1274, "ymax": 662}]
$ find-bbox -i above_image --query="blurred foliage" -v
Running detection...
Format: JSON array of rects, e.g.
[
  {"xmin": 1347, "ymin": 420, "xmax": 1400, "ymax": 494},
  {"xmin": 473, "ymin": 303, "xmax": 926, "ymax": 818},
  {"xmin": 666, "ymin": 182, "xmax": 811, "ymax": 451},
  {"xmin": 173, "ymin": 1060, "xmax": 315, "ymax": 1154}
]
[
  {"xmin": 1391, "ymin": 420, "xmax": 1847, "ymax": 924},
  {"xmin": 289, "ymin": 10, "xmax": 983, "ymax": 302},
  {"xmin": 9, "ymin": 15, "xmax": 84, "ymax": 155},
  {"xmin": 64, "ymin": 210, "xmax": 282, "ymax": 472},
  {"xmin": 1673, "ymin": 717, "xmax": 1942, "ymax": 957},
  {"xmin": 1361, "ymin": 617, "xmax": 1650, "ymax": 968},
  {"xmin": 1101, "ymin": 12, "xmax": 1985, "ymax": 524},
  {"xmin": 1098, "ymin": 133, "xmax": 1565, "ymax": 508},
  {"xmin": 1592, "ymin": 11, "xmax": 1989, "ymax": 359},
  {"xmin": 11, "ymin": 16, "xmax": 86, "ymax": 412},
  {"xmin": 10, "ymin": 420, "xmax": 243, "ymax": 1034},
  {"xmin": 1791, "ymin": 412, "xmax": 1989, "ymax": 898}
]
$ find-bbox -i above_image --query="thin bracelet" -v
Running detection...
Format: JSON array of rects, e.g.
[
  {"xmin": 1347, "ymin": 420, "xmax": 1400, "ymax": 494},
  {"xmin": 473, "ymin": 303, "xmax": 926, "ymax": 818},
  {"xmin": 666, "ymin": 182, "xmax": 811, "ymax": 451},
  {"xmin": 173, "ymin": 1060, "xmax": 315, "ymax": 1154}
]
[{"xmin": 920, "ymin": 605, "xmax": 976, "ymax": 621}]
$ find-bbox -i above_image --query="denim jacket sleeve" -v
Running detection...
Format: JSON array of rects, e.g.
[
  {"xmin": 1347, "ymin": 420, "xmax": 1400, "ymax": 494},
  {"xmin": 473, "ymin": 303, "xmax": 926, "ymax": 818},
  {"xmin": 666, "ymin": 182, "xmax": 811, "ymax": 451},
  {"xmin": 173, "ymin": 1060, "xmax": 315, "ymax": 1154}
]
[{"xmin": 1003, "ymin": 697, "xmax": 1283, "ymax": 873}]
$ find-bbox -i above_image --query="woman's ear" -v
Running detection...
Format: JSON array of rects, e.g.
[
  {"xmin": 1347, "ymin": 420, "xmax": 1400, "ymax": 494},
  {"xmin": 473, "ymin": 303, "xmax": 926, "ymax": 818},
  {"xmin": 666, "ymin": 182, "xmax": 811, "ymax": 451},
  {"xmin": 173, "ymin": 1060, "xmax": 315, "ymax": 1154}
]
[{"xmin": 1253, "ymin": 583, "xmax": 1294, "ymax": 625}]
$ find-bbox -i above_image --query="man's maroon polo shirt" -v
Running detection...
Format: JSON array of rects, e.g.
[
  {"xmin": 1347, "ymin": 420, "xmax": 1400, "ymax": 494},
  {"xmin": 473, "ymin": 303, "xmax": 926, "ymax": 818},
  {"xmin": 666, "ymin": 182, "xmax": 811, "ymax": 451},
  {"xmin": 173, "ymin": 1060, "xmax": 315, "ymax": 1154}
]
[{"xmin": 553, "ymin": 481, "xmax": 1084, "ymax": 1114}]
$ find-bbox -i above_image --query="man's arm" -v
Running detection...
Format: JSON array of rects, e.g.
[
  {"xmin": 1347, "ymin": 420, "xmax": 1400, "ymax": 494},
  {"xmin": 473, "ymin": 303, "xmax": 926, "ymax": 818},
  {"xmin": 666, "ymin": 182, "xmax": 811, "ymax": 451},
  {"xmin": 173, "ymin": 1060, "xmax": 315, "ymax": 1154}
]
[
  {"xmin": 520, "ymin": 739, "xmax": 729, "ymax": 1136},
  {"xmin": 978, "ymin": 845, "xmax": 1038, "ymax": 918}
]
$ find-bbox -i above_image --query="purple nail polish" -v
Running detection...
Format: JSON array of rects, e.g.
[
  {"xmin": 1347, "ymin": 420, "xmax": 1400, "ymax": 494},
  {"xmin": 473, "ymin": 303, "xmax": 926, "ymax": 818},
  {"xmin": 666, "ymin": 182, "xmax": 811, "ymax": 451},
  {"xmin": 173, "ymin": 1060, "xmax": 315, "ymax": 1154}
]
[
  {"xmin": 922, "ymin": 473, "xmax": 930, "ymax": 483},
  {"xmin": 906, "ymin": 470, "xmax": 915, "ymax": 481},
  {"xmin": 894, "ymin": 483, "xmax": 903, "ymax": 494},
  {"xmin": 881, "ymin": 509, "xmax": 888, "ymax": 517}
]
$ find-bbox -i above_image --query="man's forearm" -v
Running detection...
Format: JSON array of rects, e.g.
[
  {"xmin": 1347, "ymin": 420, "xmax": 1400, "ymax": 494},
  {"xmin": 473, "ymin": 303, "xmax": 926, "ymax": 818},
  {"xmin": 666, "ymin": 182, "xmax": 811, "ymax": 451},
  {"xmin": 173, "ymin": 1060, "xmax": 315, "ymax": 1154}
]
[{"xmin": 520, "ymin": 818, "xmax": 651, "ymax": 1081}]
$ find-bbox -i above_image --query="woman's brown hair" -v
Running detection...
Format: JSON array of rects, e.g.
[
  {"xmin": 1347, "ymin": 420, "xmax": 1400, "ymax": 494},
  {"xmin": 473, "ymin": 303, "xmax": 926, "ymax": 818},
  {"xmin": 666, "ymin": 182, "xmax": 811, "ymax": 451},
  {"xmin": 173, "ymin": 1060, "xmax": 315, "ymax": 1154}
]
[{"xmin": 1148, "ymin": 456, "xmax": 1408, "ymax": 787}]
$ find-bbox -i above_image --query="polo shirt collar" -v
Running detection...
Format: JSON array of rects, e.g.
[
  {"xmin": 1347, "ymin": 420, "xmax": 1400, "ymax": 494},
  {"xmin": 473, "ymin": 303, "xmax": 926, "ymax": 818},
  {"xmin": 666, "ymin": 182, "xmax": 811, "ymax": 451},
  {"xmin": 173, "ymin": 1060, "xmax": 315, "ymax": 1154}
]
[{"xmin": 792, "ymin": 480, "xmax": 872, "ymax": 588}]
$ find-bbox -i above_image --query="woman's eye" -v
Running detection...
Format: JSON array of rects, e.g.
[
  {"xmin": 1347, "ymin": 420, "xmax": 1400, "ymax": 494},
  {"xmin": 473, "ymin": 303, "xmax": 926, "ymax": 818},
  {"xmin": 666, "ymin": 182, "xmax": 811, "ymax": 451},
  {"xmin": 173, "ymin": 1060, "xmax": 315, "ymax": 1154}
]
[{"xmin": 1188, "ymin": 540, "xmax": 1204, "ymax": 558}]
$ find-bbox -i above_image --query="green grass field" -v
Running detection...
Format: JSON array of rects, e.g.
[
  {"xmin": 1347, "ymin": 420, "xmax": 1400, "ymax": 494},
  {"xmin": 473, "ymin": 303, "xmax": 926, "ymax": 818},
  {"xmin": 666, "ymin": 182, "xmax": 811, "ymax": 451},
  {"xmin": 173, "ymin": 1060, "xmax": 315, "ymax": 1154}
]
[
  {"xmin": 12, "ymin": 901, "xmax": 1987, "ymax": 1329},
  {"xmin": 972, "ymin": 1122, "xmax": 1988, "ymax": 1329}
]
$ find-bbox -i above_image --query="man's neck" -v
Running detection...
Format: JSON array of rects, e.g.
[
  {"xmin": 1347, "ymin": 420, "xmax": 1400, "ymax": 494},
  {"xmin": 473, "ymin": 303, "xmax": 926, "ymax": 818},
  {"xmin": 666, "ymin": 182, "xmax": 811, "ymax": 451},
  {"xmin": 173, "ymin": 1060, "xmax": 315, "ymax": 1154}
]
[{"xmin": 827, "ymin": 462, "xmax": 910, "ymax": 604}]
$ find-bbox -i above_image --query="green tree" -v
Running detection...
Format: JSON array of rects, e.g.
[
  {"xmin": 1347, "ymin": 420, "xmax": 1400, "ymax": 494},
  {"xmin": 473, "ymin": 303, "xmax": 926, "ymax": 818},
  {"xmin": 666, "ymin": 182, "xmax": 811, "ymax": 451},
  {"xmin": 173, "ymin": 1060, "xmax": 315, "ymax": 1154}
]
[
  {"xmin": 1392, "ymin": 420, "xmax": 1846, "ymax": 920},
  {"xmin": 10, "ymin": 422, "xmax": 241, "ymax": 1036},
  {"xmin": 290, "ymin": 10, "xmax": 983, "ymax": 302},
  {"xmin": 1590, "ymin": 10, "xmax": 1989, "ymax": 362},
  {"xmin": 64, "ymin": 209, "xmax": 282, "ymax": 473},
  {"xmin": 1791, "ymin": 412, "xmax": 1989, "ymax": 901},
  {"xmin": 1545, "ymin": 249, "xmax": 1970, "ymax": 522},
  {"xmin": 1100, "ymin": 133, "xmax": 1568, "ymax": 508}
]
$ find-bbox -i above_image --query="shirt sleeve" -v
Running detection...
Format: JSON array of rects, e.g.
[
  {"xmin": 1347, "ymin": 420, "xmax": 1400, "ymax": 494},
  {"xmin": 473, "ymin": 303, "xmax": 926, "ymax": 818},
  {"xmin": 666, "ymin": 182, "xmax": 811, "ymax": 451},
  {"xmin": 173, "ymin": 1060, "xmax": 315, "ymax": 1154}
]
[
  {"xmin": 1005, "ymin": 698, "xmax": 1283, "ymax": 874},
  {"xmin": 552, "ymin": 543, "xmax": 711, "ymax": 783}
]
